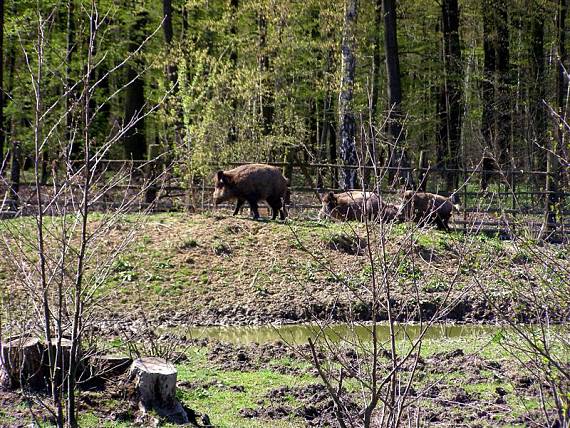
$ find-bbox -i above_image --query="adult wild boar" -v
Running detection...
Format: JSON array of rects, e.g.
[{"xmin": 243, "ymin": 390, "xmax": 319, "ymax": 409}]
[
  {"xmin": 319, "ymin": 191, "xmax": 385, "ymax": 222},
  {"xmin": 213, "ymin": 163, "xmax": 289, "ymax": 220},
  {"xmin": 401, "ymin": 190, "xmax": 458, "ymax": 231}
]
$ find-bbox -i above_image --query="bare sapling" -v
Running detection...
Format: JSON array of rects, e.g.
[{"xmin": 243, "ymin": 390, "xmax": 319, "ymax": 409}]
[
  {"xmin": 0, "ymin": 2, "xmax": 171, "ymax": 426},
  {"xmin": 288, "ymin": 116, "xmax": 471, "ymax": 427}
]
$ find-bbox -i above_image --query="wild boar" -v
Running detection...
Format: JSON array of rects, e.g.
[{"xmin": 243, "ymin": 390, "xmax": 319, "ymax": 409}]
[
  {"xmin": 378, "ymin": 202, "xmax": 404, "ymax": 223},
  {"xmin": 213, "ymin": 163, "xmax": 289, "ymax": 220},
  {"xmin": 401, "ymin": 190, "xmax": 458, "ymax": 231},
  {"xmin": 319, "ymin": 191, "xmax": 386, "ymax": 222}
]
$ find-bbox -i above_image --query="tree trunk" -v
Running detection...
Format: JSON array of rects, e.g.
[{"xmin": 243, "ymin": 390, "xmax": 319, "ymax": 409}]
[
  {"xmin": 228, "ymin": 0, "xmax": 239, "ymax": 144},
  {"xmin": 383, "ymin": 0, "xmax": 413, "ymax": 187},
  {"xmin": 529, "ymin": 11, "xmax": 546, "ymax": 171},
  {"xmin": 557, "ymin": 0, "xmax": 568, "ymax": 114},
  {"xmin": 0, "ymin": 336, "xmax": 45, "ymax": 390},
  {"xmin": 481, "ymin": 0, "xmax": 496, "ymax": 168},
  {"xmin": 438, "ymin": 0, "xmax": 463, "ymax": 191},
  {"xmin": 0, "ymin": 0, "xmax": 4, "ymax": 165},
  {"xmin": 339, "ymin": 0, "xmax": 358, "ymax": 190},
  {"xmin": 547, "ymin": 0, "xmax": 568, "ymax": 230},
  {"xmin": 163, "ymin": 0, "xmax": 177, "ymax": 84},
  {"xmin": 129, "ymin": 357, "xmax": 189, "ymax": 424},
  {"xmin": 123, "ymin": 10, "xmax": 148, "ymax": 160},
  {"xmin": 366, "ymin": 0, "xmax": 383, "ymax": 185},
  {"xmin": 66, "ymin": 0, "xmax": 77, "ymax": 161},
  {"xmin": 495, "ymin": 0, "xmax": 511, "ymax": 167},
  {"xmin": 258, "ymin": 10, "xmax": 273, "ymax": 135}
]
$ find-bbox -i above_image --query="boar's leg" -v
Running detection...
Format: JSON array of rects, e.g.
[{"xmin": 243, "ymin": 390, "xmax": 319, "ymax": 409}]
[
  {"xmin": 267, "ymin": 196, "xmax": 283, "ymax": 220},
  {"xmin": 233, "ymin": 199, "xmax": 245, "ymax": 216},
  {"xmin": 435, "ymin": 214, "xmax": 450, "ymax": 231},
  {"xmin": 247, "ymin": 199, "xmax": 260, "ymax": 219}
]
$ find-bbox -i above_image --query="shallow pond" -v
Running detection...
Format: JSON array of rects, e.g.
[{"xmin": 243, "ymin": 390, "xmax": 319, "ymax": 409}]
[{"xmin": 182, "ymin": 322, "xmax": 498, "ymax": 345}]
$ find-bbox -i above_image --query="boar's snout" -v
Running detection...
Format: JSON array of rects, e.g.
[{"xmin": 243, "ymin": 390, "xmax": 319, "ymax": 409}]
[{"xmin": 212, "ymin": 187, "xmax": 231, "ymax": 206}]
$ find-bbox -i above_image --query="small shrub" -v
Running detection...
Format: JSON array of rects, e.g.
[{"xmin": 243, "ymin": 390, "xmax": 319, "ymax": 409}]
[
  {"xmin": 212, "ymin": 240, "xmax": 232, "ymax": 256},
  {"xmin": 180, "ymin": 238, "xmax": 199, "ymax": 250}
]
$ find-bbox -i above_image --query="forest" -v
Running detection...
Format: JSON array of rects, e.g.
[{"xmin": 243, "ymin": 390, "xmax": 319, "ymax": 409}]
[
  {"xmin": 1, "ymin": 0, "xmax": 567, "ymax": 191},
  {"xmin": 0, "ymin": 1, "xmax": 569, "ymax": 428}
]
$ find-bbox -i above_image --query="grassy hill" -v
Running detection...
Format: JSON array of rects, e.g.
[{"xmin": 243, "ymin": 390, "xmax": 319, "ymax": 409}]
[{"xmin": 2, "ymin": 211, "xmax": 567, "ymax": 328}]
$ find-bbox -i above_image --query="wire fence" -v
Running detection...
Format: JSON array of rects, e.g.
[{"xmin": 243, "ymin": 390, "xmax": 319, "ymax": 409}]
[{"xmin": 1, "ymin": 156, "xmax": 568, "ymax": 241}]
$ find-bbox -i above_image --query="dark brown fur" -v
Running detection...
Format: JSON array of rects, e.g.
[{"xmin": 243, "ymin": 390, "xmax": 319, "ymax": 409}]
[
  {"xmin": 401, "ymin": 191, "xmax": 456, "ymax": 231},
  {"xmin": 213, "ymin": 164, "xmax": 289, "ymax": 220},
  {"xmin": 320, "ymin": 191, "xmax": 399, "ymax": 223},
  {"xmin": 378, "ymin": 202, "xmax": 403, "ymax": 222}
]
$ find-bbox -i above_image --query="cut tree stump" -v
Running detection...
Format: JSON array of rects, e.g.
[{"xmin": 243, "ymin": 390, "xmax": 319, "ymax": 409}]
[
  {"xmin": 129, "ymin": 357, "xmax": 189, "ymax": 424},
  {"xmin": 0, "ymin": 336, "xmax": 45, "ymax": 389},
  {"xmin": 82, "ymin": 354, "xmax": 132, "ymax": 386}
]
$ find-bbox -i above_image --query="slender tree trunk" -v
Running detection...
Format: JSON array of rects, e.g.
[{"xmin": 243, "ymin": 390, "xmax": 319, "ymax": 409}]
[
  {"xmin": 0, "ymin": 0, "xmax": 4, "ymax": 164},
  {"xmin": 66, "ymin": 0, "xmax": 76, "ymax": 162},
  {"xmin": 258, "ymin": 10, "xmax": 273, "ymax": 135},
  {"xmin": 365, "ymin": 0, "xmax": 383, "ymax": 185},
  {"xmin": 438, "ymin": 0, "xmax": 463, "ymax": 191},
  {"xmin": 383, "ymin": 0, "xmax": 413, "ymax": 187},
  {"xmin": 123, "ymin": 10, "xmax": 148, "ymax": 160},
  {"xmin": 481, "ymin": 0, "xmax": 496, "ymax": 170},
  {"xmin": 553, "ymin": 0, "xmax": 567, "ymax": 215},
  {"xmin": 557, "ymin": 0, "xmax": 567, "ymax": 115},
  {"xmin": 3, "ymin": 1, "xmax": 15, "ymax": 176},
  {"xmin": 496, "ymin": 0, "xmax": 511, "ymax": 167},
  {"xmin": 529, "ymin": 11, "xmax": 546, "ymax": 170},
  {"xmin": 339, "ymin": 0, "xmax": 358, "ymax": 190},
  {"xmin": 163, "ymin": 0, "xmax": 176, "ymax": 84},
  {"xmin": 228, "ymin": 0, "xmax": 239, "ymax": 144}
]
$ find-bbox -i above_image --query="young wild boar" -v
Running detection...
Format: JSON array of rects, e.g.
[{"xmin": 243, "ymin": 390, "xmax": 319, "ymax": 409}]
[
  {"xmin": 319, "ymin": 191, "xmax": 383, "ymax": 222},
  {"xmin": 378, "ymin": 202, "xmax": 404, "ymax": 223},
  {"xmin": 213, "ymin": 163, "xmax": 289, "ymax": 220},
  {"xmin": 401, "ymin": 190, "xmax": 458, "ymax": 231}
]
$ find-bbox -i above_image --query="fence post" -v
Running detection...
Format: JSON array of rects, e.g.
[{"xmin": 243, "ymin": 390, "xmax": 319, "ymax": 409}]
[
  {"xmin": 544, "ymin": 149, "xmax": 558, "ymax": 236},
  {"xmin": 9, "ymin": 141, "xmax": 21, "ymax": 209},
  {"xmin": 417, "ymin": 150, "xmax": 428, "ymax": 191},
  {"xmin": 283, "ymin": 146, "xmax": 294, "ymax": 187},
  {"xmin": 145, "ymin": 143, "xmax": 160, "ymax": 204}
]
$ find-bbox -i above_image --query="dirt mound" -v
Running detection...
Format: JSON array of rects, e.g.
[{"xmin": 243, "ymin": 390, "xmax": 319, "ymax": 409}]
[{"xmin": 208, "ymin": 340, "xmax": 307, "ymax": 375}]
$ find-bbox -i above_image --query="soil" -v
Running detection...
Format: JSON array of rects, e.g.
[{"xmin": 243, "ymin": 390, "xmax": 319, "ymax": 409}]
[
  {"xmin": 1, "ymin": 212, "xmax": 568, "ymax": 331},
  {"xmin": 0, "ymin": 336, "xmax": 562, "ymax": 427},
  {"xmin": 206, "ymin": 340, "xmax": 554, "ymax": 427},
  {"xmin": 0, "ymin": 212, "xmax": 567, "ymax": 426}
]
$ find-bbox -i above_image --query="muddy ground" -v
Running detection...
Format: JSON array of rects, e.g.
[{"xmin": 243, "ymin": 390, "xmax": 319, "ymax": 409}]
[
  {"xmin": 0, "ymin": 337, "xmax": 557, "ymax": 427},
  {"xmin": 202, "ymin": 340, "xmax": 558, "ymax": 427}
]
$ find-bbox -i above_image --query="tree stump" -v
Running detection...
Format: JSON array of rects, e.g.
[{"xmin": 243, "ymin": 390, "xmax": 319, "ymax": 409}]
[
  {"xmin": 129, "ymin": 357, "xmax": 189, "ymax": 424},
  {"xmin": 0, "ymin": 336, "xmax": 45, "ymax": 390}
]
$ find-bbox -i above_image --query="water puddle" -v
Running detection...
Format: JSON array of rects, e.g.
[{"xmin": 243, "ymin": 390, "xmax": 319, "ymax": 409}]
[{"xmin": 181, "ymin": 323, "xmax": 498, "ymax": 345}]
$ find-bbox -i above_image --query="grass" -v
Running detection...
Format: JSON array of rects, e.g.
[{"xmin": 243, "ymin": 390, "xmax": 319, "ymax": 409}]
[
  {"xmin": 0, "ymin": 211, "xmax": 567, "ymax": 426},
  {"xmin": 0, "ymin": 330, "xmax": 565, "ymax": 427},
  {"xmin": 1, "ymin": 211, "xmax": 567, "ymax": 328}
]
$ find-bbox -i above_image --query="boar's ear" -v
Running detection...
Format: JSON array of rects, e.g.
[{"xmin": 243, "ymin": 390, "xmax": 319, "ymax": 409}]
[{"xmin": 216, "ymin": 171, "xmax": 226, "ymax": 183}]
